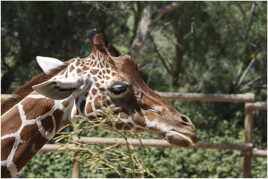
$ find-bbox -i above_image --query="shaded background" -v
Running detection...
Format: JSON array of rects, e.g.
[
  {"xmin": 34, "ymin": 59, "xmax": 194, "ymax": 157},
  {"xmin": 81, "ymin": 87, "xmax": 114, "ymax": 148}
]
[{"xmin": 1, "ymin": 1, "xmax": 267, "ymax": 177}]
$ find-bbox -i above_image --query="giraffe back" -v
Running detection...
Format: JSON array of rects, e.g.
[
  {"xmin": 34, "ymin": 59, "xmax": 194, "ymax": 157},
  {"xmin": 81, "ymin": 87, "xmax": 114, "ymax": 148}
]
[{"xmin": 1, "ymin": 59, "xmax": 73, "ymax": 114}]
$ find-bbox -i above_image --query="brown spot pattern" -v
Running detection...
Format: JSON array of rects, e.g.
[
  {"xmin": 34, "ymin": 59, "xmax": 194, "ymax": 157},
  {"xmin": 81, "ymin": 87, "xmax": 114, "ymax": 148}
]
[
  {"xmin": 41, "ymin": 116, "xmax": 54, "ymax": 133},
  {"xmin": 20, "ymin": 124, "xmax": 38, "ymax": 141},
  {"xmin": 1, "ymin": 137, "xmax": 15, "ymax": 160},
  {"xmin": 1, "ymin": 107, "xmax": 22, "ymax": 135},
  {"xmin": 91, "ymin": 69, "xmax": 98, "ymax": 75},
  {"xmin": 62, "ymin": 101, "xmax": 69, "ymax": 108},
  {"xmin": 21, "ymin": 98, "xmax": 54, "ymax": 120},
  {"xmin": 13, "ymin": 132, "xmax": 48, "ymax": 171},
  {"xmin": 94, "ymin": 96, "xmax": 102, "ymax": 109},
  {"xmin": 52, "ymin": 109, "xmax": 64, "ymax": 130},
  {"xmin": 86, "ymin": 103, "xmax": 93, "ymax": 113},
  {"xmin": 91, "ymin": 88, "xmax": 97, "ymax": 95},
  {"xmin": 83, "ymin": 66, "xmax": 89, "ymax": 70},
  {"xmin": 119, "ymin": 112, "xmax": 128, "ymax": 119},
  {"xmin": 132, "ymin": 112, "xmax": 146, "ymax": 127},
  {"xmin": 95, "ymin": 83, "xmax": 100, "ymax": 88},
  {"xmin": 69, "ymin": 65, "xmax": 75, "ymax": 72}
]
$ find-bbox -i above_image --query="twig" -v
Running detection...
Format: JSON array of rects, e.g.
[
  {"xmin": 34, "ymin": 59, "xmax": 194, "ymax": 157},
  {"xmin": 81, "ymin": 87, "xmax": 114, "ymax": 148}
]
[
  {"xmin": 240, "ymin": 77, "xmax": 261, "ymax": 90},
  {"xmin": 244, "ymin": 2, "xmax": 257, "ymax": 41},
  {"xmin": 233, "ymin": 59, "xmax": 256, "ymax": 90}
]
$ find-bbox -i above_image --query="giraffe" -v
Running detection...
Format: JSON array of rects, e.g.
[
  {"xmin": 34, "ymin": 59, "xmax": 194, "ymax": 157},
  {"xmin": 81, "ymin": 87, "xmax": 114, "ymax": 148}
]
[{"xmin": 1, "ymin": 30, "xmax": 197, "ymax": 177}]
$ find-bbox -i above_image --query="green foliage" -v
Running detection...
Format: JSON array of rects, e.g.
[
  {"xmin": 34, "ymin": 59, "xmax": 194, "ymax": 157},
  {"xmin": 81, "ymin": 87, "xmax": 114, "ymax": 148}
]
[{"xmin": 21, "ymin": 152, "xmax": 73, "ymax": 178}]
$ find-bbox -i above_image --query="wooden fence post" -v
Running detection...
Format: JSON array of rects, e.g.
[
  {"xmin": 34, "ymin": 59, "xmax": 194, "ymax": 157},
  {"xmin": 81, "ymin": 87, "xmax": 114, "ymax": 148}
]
[
  {"xmin": 243, "ymin": 104, "xmax": 253, "ymax": 178},
  {"xmin": 71, "ymin": 126, "xmax": 80, "ymax": 178},
  {"xmin": 72, "ymin": 153, "xmax": 80, "ymax": 178}
]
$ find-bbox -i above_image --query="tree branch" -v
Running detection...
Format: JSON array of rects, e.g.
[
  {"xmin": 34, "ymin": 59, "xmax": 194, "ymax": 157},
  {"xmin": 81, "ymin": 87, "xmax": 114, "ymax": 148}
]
[
  {"xmin": 233, "ymin": 58, "xmax": 256, "ymax": 90},
  {"xmin": 149, "ymin": 33, "xmax": 173, "ymax": 75},
  {"xmin": 152, "ymin": 2, "xmax": 184, "ymax": 22},
  {"xmin": 240, "ymin": 77, "xmax": 261, "ymax": 91}
]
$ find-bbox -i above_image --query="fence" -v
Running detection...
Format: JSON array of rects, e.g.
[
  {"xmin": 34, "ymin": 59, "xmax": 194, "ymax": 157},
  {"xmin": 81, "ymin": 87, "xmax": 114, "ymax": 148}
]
[{"xmin": 1, "ymin": 92, "xmax": 267, "ymax": 177}]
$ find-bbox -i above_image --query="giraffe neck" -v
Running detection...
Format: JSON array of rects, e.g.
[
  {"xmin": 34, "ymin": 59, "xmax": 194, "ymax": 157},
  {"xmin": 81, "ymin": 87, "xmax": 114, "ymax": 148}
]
[{"xmin": 1, "ymin": 92, "xmax": 74, "ymax": 177}]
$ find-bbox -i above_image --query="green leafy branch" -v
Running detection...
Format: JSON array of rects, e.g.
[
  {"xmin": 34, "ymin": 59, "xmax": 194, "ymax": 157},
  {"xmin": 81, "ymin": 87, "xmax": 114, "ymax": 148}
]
[{"xmin": 53, "ymin": 107, "xmax": 155, "ymax": 177}]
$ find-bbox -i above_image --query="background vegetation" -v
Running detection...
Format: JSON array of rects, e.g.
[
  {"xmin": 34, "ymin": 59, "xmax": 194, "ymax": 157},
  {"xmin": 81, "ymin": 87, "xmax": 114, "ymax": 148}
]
[{"xmin": 1, "ymin": 1, "xmax": 267, "ymax": 178}]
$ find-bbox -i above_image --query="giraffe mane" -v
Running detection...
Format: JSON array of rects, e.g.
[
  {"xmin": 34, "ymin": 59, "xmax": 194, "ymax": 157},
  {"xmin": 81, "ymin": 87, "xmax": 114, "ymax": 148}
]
[
  {"xmin": 1, "ymin": 59, "xmax": 75, "ymax": 114},
  {"xmin": 115, "ymin": 56, "xmax": 166, "ymax": 103}
]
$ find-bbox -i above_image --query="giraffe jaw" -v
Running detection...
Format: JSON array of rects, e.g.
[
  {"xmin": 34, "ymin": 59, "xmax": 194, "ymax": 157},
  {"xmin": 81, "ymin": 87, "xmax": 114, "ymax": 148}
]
[{"xmin": 165, "ymin": 130, "xmax": 197, "ymax": 146}]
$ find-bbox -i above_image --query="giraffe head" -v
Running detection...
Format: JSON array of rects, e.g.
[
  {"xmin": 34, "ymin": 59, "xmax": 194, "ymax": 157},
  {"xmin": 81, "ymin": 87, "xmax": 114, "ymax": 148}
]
[{"xmin": 32, "ymin": 33, "xmax": 197, "ymax": 146}]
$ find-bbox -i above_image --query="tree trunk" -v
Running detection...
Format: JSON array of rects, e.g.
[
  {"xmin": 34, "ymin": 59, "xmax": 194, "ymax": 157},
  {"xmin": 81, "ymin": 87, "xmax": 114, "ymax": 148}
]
[
  {"xmin": 130, "ymin": 4, "xmax": 153, "ymax": 60},
  {"xmin": 171, "ymin": 22, "xmax": 184, "ymax": 87},
  {"xmin": 170, "ymin": 4, "xmax": 193, "ymax": 87}
]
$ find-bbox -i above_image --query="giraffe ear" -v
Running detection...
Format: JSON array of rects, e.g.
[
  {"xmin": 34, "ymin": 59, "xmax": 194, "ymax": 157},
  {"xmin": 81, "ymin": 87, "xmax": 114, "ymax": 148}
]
[
  {"xmin": 32, "ymin": 78, "xmax": 83, "ymax": 100},
  {"xmin": 36, "ymin": 56, "xmax": 64, "ymax": 74}
]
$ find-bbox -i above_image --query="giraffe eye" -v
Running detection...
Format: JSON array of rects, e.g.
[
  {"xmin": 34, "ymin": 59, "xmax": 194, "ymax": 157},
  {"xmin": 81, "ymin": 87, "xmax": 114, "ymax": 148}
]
[{"xmin": 108, "ymin": 82, "xmax": 129, "ymax": 96}]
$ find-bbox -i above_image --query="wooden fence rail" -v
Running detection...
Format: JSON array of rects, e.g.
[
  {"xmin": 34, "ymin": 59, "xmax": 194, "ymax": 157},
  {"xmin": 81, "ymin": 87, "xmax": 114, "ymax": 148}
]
[
  {"xmin": 253, "ymin": 149, "xmax": 267, "ymax": 158},
  {"xmin": 157, "ymin": 92, "xmax": 255, "ymax": 102},
  {"xmin": 40, "ymin": 138, "xmax": 253, "ymax": 152},
  {"xmin": 1, "ymin": 92, "xmax": 255, "ymax": 103},
  {"xmin": 1, "ymin": 93, "xmax": 267, "ymax": 178}
]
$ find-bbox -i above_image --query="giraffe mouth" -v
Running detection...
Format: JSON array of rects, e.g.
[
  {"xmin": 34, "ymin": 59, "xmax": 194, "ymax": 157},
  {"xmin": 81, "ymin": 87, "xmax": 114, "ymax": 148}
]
[{"xmin": 165, "ymin": 130, "xmax": 197, "ymax": 146}]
